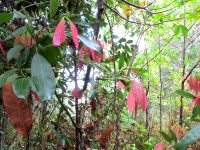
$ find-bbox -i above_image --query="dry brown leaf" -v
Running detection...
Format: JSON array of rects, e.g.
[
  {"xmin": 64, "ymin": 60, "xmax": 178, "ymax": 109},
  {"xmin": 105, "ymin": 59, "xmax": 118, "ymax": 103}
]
[
  {"xmin": 2, "ymin": 82, "xmax": 33, "ymax": 139},
  {"xmin": 99, "ymin": 124, "xmax": 114, "ymax": 149}
]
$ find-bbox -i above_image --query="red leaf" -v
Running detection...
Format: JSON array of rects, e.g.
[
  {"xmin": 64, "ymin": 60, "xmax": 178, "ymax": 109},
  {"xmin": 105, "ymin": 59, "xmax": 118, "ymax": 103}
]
[
  {"xmin": 14, "ymin": 33, "xmax": 35, "ymax": 48},
  {"xmin": 186, "ymin": 76, "xmax": 199, "ymax": 95},
  {"xmin": 99, "ymin": 124, "xmax": 114, "ymax": 149},
  {"xmin": 154, "ymin": 143, "xmax": 169, "ymax": 150},
  {"xmin": 90, "ymin": 99, "xmax": 96, "ymax": 111},
  {"xmin": 192, "ymin": 95, "xmax": 200, "ymax": 106},
  {"xmin": 91, "ymin": 50, "xmax": 102, "ymax": 63},
  {"xmin": 53, "ymin": 19, "xmax": 66, "ymax": 46},
  {"xmin": 72, "ymin": 88, "xmax": 82, "ymax": 99},
  {"xmin": 98, "ymin": 95, "xmax": 104, "ymax": 104},
  {"xmin": 118, "ymin": 81, "xmax": 125, "ymax": 89},
  {"xmin": 127, "ymin": 80, "xmax": 147, "ymax": 114},
  {"xmin": 70, "ymin": 21, "xmax": 79, "ymax": 48},
  {"xmin": 0, "ymin": 42, "xmax": 6, "ymax": 56},
  {"xmin": 78, "ymin": 60, "xmax": 83, "ymax": 70},
  {"xmin": 2, "ymin": 83, "xmax": 33, "ymax": 139},
  {"xmin": 32, "ymin": 91, "xmax": 40, "ymax": 101},
  {"xmin": 127, "ymin": 84, "xmax": 136, "ymax": 112}
]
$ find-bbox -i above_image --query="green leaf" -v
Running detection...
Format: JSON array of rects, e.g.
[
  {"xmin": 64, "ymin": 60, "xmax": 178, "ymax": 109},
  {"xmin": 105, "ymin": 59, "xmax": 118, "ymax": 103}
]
[
  {"xmin": 13, "ymin": 10, "xmax": 26, "ymax": 19},
  {"xmin": 88, "ymin": 90, "xmax": 96, "ymax": 99},
  {"xmin": 191, "ymin": 105, "xmax": 200, "ymax": 120},
  {"xmin": 7, "ymin": 44, "xmax": 24, "ymax": 61},
  {"xmin": 175, "ymin": 90, "xmax": 195, "ymax": 99},
  {"xmin": 169, "ymin": 128, "xmax": 178, "ymax": 143},
  {"xmin": 7, "ymin": 75, "xmax": 19, "ymax": 83},
  {"xmin": 0, "ymin": 69, "xmax": 18, "ymax": 87},
  {"xmin": 0, "ymin": 13, "xmax": 13, "ymax": 25},
  {"xmin": 174, "ymin": 25, "xmax": 181, "ymax": 36},
  {"xmin": 180, "ymin": 25, "xmax": 189, "ymax": 37},
  {"xmin": 13, "ymin": 78, "xmax": 30, "ymax": 99},
  {"xmin": 77, "ymin": 35, "xmax": 103, "ymax": 54},
  {"xmin": 31, "ymin": 53, "xmax": 56, "ymax": 100},
  {"xmin": 175, "ymin": 124, "xmax": 200, "ymax": 150},
  {"xmin": 50, "ymin": 0, "xmax": 59, "ymax": 19},
  {"xmin": 28, "ymin": 76, "xmax": 39, "ymax": 92},
  {"xmin": 132, "ymin": 68, "xmax": 149, "ymax": 74},
  {"xmin": 158, "ymin": 131, "xmax": 172, "ymax": 143},
  {"xmin": 4, "ymin": 26, "xmax": 27, "ymax": 41},
  {"xmin": 16, "ymin": 47, "xmax": 30, "ymax": 67},
  {"xmin": 119, "ymin": 53, "xmax": 124, "ymax": 70}
]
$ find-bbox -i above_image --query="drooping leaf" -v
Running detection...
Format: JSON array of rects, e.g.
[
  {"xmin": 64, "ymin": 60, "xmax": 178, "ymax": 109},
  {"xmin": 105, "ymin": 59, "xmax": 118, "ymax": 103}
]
[
  {"xmin": 50, "ymin": 0, "xmax": 59, "ymax": 19},
  {"xmin": 2, "ymin": 82, "xmax": 33, "ymax": 139},
  {"xmin": 70, "ymin": 21, "xmax": 79, "ymax": 48},
  {"xmin": 13, "ymin": 78, "xmax": 30, "ymax": 99},
  {"xmin": 175, "ymin": 124, "xmax": 200, "ymax": 150},
  {"xmin": 158, "ymin": 131, "xmax": 172, "ymax": 143},
  {"xmin": 0, "ymin": 68, "xmax": 18, "ymax": 88},
  {"xmin": 0, "ymin": 13, "xmax": 13, "ymax": 25},
  {"xmin": 175, "ymin": 90, "xmax": 195, "ymax": 99},
  {"xmin": 127, "ymin": 80, "xmax": 147, "ymax": 114},
  {"xmin": 78, "ymin": 35, "xmax": 103, "ymax": 54},
  {"xmin": 31, "ymin": 53, "xmax": 56, "ymax": 100},
  {"xmin": 53, "ymin": 19, "xmax": 66, "ymax": 46},
  {"xmin": 127, "ymin": 83, "xmax": 139, "ymax": 115},
  {"xmin": 7, "ymin": 44, "xmax": 24, "ymax": 61}
]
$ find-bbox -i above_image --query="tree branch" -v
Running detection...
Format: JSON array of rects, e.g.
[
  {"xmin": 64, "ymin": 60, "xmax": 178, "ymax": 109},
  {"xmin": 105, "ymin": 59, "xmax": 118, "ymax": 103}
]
[{"xmin": 82, "ymin": 0, "xmax": 104, "ymax": 93}]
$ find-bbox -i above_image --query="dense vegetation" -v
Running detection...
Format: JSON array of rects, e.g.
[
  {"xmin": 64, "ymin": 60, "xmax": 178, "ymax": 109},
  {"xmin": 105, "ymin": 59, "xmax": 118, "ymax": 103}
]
[{"xmin": 0, "ymin": 0, "xmax": 200, "ymax": 149}]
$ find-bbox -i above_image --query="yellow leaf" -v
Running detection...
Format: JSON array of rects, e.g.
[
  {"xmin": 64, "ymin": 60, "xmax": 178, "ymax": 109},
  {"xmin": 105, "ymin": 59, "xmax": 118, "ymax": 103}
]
[{"xmin": 139, "ymin": 0, "xmax": 146, "ymax": 7}]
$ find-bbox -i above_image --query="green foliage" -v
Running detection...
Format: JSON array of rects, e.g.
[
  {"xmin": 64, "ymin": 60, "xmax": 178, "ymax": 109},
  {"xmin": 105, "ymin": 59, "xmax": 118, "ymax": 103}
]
[
  {"xmin": 0, "ymin": 13, "xmax": 13, "ymax": 25},
  {"xmin": 78, "ymin": 35, "xmax": 103, "ymax": 54},
  {"xmin": 7, "ymin": 44, "xmax": 24, "ymax": 62},
  {"xmin": 31, "ymin": 54, "xmax": 56, "ymax": 100},
  {"xmin": 13, "ymin": 78, "xmax": 30, "ymax": 99},
  {"xmin": 175, "ymin": 90, "xmax": 195, "ymax": 99},
  {"xmin": 0, "ymin": 69, "xmax": 18, "ymax": 87},
  {"xmin": 50, "ymin": 0, "xmax": 59, "ymax": 19},
  {"xmin": 175, "ymin": 124, "xmax": 200, "ymax": 150}
]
